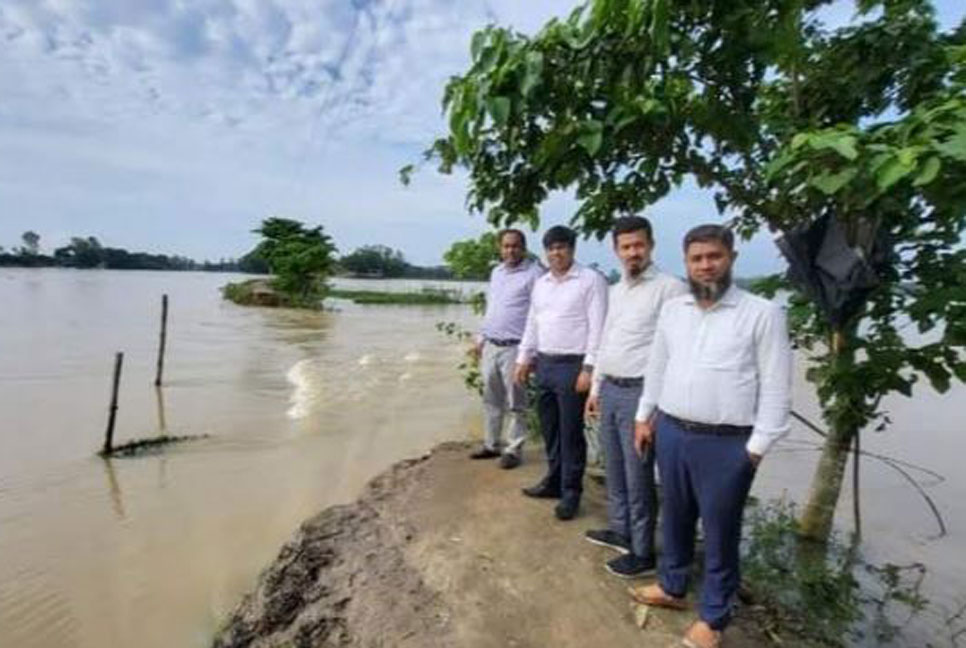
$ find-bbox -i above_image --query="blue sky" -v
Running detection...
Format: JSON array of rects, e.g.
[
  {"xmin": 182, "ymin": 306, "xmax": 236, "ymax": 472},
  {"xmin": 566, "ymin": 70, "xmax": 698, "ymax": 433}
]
[{"xmin": 0, "ymin": 1, "xmax": 962, "ymax": 277}]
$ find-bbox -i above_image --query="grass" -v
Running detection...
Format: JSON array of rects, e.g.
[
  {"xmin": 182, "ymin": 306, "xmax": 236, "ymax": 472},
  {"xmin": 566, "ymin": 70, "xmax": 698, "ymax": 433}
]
[{"xmin": 328, "ymin": 288, "xmax": 462, "ymax": 305}]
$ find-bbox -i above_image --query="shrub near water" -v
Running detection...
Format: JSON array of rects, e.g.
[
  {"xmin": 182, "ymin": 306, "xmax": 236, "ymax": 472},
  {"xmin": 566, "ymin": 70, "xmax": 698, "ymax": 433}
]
[{"xmin": 741, "ymin": 499, "xmax": 929, "ymax": 646}]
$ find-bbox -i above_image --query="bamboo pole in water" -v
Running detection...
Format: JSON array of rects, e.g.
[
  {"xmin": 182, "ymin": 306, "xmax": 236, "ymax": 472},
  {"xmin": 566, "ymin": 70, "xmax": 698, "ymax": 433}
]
[
  {"xmin": 154, "ymin": 294, "xmax": 168, "ymax": 387},
  {"xmin": 104, "ymin": 352, "xmax": 124, "ymax": 455}
]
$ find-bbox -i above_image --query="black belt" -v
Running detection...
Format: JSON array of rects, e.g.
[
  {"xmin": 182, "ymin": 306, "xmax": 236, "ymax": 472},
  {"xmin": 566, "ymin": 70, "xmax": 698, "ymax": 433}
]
[
  {"xmin": 486, "ymin": 338, "xmax": 520, "ymax": 347},
  {"xmin": 603, "ymin": 375, "xmax": 643, "ymax": 388},
  {"xmin": 537, "ymin": 353, "xmax": 584, "ymax": 364},
  {"xmin": 663, "ymin": 412, "xmax": 752, "ymax": 437}
]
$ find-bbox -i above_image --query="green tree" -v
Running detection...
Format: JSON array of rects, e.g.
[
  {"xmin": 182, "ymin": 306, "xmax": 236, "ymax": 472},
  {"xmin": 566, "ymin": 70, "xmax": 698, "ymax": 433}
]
[
  {"xmin": 339, "ymin": 244, "xmax": 408, "ymax": 277},
  {"xmin": 251, "ymin": 217, "xmax": 337, "ymax": 304},
  {"xmin": 420, "ymin": 0, "xmax": 966, "ymax": 542},
  {"xmin": 21, "ymin": 231, "xmax": 40, "ymax": 255},
  {"xmin": 443, "ymin": 232, "xmax": 500, "ymax": 279}
]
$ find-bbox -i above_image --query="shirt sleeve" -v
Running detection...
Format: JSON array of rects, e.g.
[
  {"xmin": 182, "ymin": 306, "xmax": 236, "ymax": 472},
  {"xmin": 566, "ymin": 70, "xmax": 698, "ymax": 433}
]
[
  {"xmin": 636, "ymin": 304, "xmax": 670, "ymax": 422},
  {"xmin": 589, "ymin": 284, "xmax": 617, "ymax": 398},
  {"xmin": 746, "ymin": 304, "xmax": 793, "ymax": 456},
  {"xmin": 476, "ymin": 268, "xmax": 495, "ymax": 345},
  {"xmin": 517, "ymin": 284, "xmax": 538, "ymax": 364},
  {"xmin": 583, "ymin": 272, "xmax": 608, "ymax": 367}
]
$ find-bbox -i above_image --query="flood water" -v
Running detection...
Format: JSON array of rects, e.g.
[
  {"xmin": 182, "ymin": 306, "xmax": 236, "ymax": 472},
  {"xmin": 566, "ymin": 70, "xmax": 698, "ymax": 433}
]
[{"xmin": 0, "ymin": 268, "xmax": 963, "ymax": 647}]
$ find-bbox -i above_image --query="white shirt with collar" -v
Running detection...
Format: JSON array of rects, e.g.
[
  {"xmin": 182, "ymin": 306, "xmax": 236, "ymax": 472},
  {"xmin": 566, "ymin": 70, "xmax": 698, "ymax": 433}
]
[
  {"xmin": 635, "ymin": 285, "xmax": 792, "ymax": 456},
  {"xmin": 590, "ymin": 264, "xmax": 688, "ymax": 398},
  {"xmin": 517, "ymin": 262, "xmax": 608, "ymax": 366}
]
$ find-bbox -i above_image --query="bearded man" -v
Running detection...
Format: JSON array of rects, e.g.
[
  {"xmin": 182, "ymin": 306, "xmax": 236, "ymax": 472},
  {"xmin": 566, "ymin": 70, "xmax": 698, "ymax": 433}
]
[{"xmin": 631, "ymin": 224, "xmax": 792, "ymax": 648}]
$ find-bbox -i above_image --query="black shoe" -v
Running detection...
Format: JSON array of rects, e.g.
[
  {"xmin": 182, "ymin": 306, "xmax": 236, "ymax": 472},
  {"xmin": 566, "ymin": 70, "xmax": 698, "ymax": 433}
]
[
  {"xmin": 499, "ymin": 453, "xmax": 521, "ymax": 469},
  {"xmin": 554, "ymin": 495, "xmax": 580, "ymax": 520},
  {"xmin": 522, "ymin": 481, "xmax": 561, "ymax": 499},
  {"xmin": 469, "ymin": 447, "xmax": 501, "ymax": 460},
  {"xmin": 584, "ymin": 529, "xmax": 631, "ymax": 554},
  {"xmin": 605, "ymin": 553, "xmax": 656, "ymax": 579}
]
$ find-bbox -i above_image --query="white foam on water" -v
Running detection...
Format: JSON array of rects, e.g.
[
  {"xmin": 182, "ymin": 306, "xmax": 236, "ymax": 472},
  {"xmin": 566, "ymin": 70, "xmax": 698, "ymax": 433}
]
[
  {"xmin": 285, "ymin": 359, "xmax": 315, "ymax": 420},
  {"xmin": 403, "ymin": 351, "xmax": 421, "ymax": 363},
  {"xmin": 398, "ymin": 372, "xmax": 412, "ymax": 382},
  {"xmin": 358, "ymin": 354, "xmax": 374, "ymax": 366}
]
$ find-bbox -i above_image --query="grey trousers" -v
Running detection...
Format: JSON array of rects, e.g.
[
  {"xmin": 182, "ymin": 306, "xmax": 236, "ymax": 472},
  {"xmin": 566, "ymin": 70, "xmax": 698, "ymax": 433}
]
[
  {"xmin": 600, "ymin": 379, "xmax": 657, "ymax": 558},
  {"xmin": 481, "ymin": 342, "xmax": 528, "ymax": 454}
]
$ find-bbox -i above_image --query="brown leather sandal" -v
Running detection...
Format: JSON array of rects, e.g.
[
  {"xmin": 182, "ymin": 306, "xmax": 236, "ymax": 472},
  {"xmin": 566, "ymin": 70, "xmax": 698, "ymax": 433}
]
[
  {"xmin": 627, "ymin": 583, "xmax": 689, "ymax": 610},
  {"xmin": 681, "ymin": 620, "xmax": 722, "ymax": 648}
]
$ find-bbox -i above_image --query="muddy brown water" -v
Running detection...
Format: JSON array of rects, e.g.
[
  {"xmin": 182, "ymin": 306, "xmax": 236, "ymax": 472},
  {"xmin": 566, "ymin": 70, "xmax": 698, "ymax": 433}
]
[{"xmin": 0, "ymin": 269, "xmax": 963, "ymax": 647}]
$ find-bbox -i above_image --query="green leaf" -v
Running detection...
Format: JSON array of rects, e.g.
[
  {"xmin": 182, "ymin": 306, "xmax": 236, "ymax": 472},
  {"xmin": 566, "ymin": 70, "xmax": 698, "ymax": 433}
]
[
  {"xmin": 913, "ymin": 156, "xmax": 942, "ymax": 186},
  {"xmin": 486, "ymin": 96, "xmax": 511, "ymax": 126},
  {"xmin": 398, "ymin": 164, "xmax": 414, "ymax": 186},
  {"xmin": 577, "ymin": 120, "xmax": 603, "ymax": 155},
  {"xmin": 875, "ymin": 156, "xmax": 915, "ymax": 191},
  {"xmin": 521, "ymin": 52, "xmax": 544, "ymax": 96},
  {"xmin": 791, "ymin": 133, "xmax": 809, "ymax": 149},
  {"xmin": 470, "ymin": 31, "xmax": 486, "ymax": 62},
  {"xmin": 810, "ymin": 168, "xmax": 858, "ymax": 195},
  {"xmin": 933, "ymin": 126, "xmax": 966, "ymax": 162}
]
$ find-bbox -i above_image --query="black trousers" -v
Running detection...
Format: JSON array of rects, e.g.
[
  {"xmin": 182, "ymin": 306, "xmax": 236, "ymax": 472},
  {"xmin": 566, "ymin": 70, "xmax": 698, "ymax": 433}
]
[{"xmin": 535, "ymin": 356, "xmax": 587, "ymax": 499}]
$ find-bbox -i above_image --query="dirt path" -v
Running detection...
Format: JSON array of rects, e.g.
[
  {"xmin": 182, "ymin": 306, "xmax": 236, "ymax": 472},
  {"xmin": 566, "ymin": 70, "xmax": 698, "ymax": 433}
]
[{"xmin": 213, "ymin": 442, "xmax": 771, "ymax": 648}]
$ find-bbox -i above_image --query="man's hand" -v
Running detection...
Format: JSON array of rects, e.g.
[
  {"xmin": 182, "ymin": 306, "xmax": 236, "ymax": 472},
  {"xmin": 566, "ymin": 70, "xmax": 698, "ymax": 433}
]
[
  {"xmin": 468, "ymin": 341, "xmax": 483, "ymax": 361},
  {"xmin": 513, "ymin": 362, "xmax": 532, "ymax": 386},
  {"xmin": 585, "ymin": 394, "xmax": 600, "ymax": 420},
  {"xmin": 634, "ymin": 420, "xmax": 653, "ymax": 456},
  {"xmin": 574, "ymin": 369, "xmax": 592, "ymax": 394},
  {"xmin": 748, "ymin": 452, "xmax": 762, "ymax": 468}
]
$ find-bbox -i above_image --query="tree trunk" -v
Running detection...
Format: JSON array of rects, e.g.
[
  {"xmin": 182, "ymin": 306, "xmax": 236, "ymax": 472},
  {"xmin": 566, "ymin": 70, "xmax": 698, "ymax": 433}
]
[{"xmin": 798, "ymin": 330, "xmax": 859, "ymax": 543}]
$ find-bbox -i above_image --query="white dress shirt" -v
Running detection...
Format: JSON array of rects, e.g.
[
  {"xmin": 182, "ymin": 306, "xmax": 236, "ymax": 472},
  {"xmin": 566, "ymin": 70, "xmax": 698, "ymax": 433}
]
[
  {"xmin": 635, "ymin": 286, "xmax": 792, "ymax": 456},
  {"xmin": 517, "ymin": 263, "xmax": 608, "ymax": 366},
  {"xmin": 591, "ymin": 265, "xmax": 688, "ymax": 398}
]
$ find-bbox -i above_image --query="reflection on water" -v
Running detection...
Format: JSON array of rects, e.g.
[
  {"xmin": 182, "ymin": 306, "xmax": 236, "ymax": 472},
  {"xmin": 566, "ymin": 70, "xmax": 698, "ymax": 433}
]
[
  {"xmin": 0, "ymin": 269, "xmax": 962, "ymax": 647},
  {"xmin": 0, "ymin": 269, "xmax": 480, "ymax": 648}
]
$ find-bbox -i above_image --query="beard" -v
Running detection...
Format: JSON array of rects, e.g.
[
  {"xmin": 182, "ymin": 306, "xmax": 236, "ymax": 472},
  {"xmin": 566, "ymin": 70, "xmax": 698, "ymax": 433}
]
[
  {"xmin": 624, "ymin": 259, "xmax": 650, "ymax": 279},
  {"xmin": 689, "ymin": 268, "xmax": 732, "ymax": 303}
]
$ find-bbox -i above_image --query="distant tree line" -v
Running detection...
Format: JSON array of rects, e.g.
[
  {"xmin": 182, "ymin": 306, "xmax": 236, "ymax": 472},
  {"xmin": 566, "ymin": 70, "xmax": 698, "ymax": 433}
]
[
  {"xmin": 0, "ymin": 231, "xmax": 268, "ymax": 273},
  {"xmin": 1, "ymin": 227, "xmax": 485, "ymax": 281}
]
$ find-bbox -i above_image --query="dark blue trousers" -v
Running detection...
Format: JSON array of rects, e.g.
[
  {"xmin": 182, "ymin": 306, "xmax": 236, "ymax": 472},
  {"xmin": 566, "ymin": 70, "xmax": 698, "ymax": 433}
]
[
  {"xmin": 535, "ymin": 356, "xmax": 587, "ymax": 499},
  {"xmin": 655, "ymin": 412, "xmax": 756, "ymax": 630}
]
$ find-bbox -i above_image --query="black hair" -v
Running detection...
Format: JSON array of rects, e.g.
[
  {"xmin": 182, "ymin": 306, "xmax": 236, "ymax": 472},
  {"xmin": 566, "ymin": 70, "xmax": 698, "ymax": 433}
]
[
  {"xmin": 498, "ymin": 228, "xmax": 527, "ymax": 248},
  {"xmin": 683, "ymin": 224, "xmax": 734, "ymax": 252},
  {"xmin": 542, "ymin": 225, "xmax": 577, "ymax": 249},
  {"xmin": 611, "ymin": 216, "xmax": 653, "ymax": 244}
]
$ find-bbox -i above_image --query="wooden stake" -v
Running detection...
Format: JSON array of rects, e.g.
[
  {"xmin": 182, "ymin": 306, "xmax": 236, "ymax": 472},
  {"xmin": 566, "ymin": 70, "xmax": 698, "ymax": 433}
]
[
  {"xmin": 154, "ymin": 294, "xmax": 168, "ymax": 387},
  {"xmin": 104, "ymin": 352, "xmax": 124, "ymax": 455}
]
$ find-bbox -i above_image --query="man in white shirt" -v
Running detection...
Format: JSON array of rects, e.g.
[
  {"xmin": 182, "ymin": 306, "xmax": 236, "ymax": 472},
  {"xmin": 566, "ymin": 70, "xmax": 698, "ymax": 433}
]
[
  {"xmin": 514, "ymin": 225, "xmax": 608, "ymax": 521},
  {"xmin": 583, "ymin": 216, "xmax": 687, "ymax": 578},
  {"xmin": 469, "ymin": 229, "xmax": 544, "ymax": 468},
  {"xmin": 632, "ymin": 224, "xmax": 792, "ymax": 648}
]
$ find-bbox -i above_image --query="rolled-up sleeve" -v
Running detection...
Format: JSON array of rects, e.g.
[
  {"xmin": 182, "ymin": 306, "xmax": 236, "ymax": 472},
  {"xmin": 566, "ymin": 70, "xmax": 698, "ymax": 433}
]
[{"xmin": 747, "ymin": 304, "xmax": 793, "ymax": 456}]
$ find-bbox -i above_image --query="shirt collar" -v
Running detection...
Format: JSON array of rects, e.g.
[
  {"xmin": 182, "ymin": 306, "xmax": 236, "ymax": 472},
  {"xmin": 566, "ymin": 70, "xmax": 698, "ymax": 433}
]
[
  {"xmin": 622, "ymin": 263, "xmax": 659, "ymax": 287},
  {"xmin": 500, "ymin": 258, "xmax": 533, "ymax": 274},
  {"xmin": 682, "ymin": 284, "xmax": 742, "ymax": 308},
  {"xmin": 544, "ymin": 262, "xmax": 581, "ymax": 282}
]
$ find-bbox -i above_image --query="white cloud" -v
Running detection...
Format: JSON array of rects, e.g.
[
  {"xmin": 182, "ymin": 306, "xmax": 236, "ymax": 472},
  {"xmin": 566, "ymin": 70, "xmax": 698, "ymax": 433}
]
[{"xmin": 2, "ymin": 0, "xmax": 959, "ymax": 268}]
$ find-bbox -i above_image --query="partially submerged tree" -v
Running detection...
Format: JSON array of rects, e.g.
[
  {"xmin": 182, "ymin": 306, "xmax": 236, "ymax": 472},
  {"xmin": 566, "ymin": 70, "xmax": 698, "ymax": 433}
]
[
  {"xmin": 417, "ymin": 0, "xmax": 966, "ymax": 541},
  {"xmin": 251, "ymin": 217, "xmax": 337, "ymax": 305}
]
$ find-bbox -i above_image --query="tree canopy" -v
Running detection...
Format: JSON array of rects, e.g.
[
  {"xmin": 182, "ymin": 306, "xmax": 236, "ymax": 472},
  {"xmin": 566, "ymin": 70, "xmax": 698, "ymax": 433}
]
[
  {"xmin": 443, "ymin": 232, "xmax": 501, "ymax": 280},
  {"xmin": 339, "ymin": 244, "xmax": 409, "ymax": 278},
  {"xmin": 419, "ymin": 0, "xmax": 966, "ymax": 541}
]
